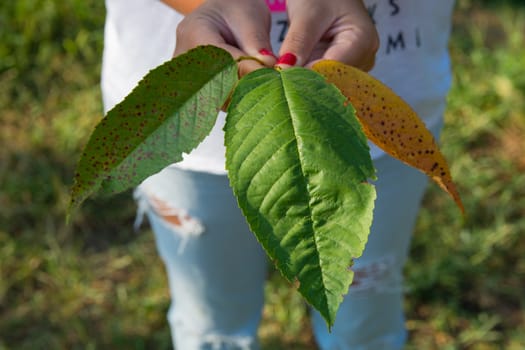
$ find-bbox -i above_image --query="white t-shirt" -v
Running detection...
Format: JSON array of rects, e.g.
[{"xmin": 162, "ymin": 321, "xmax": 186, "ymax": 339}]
[{"xmin": 102, "ymin": 0, "xmax": 455, "ymax": 174}]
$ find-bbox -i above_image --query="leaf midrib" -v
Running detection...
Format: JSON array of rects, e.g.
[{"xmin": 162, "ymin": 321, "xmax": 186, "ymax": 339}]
[{"xmin": 279, "ymin": 71, "xmax": 330, "ymax": 309}]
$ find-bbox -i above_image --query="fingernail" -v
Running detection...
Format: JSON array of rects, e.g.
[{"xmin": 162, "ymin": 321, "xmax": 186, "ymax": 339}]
[
  {"xmin": 277, "ymin": 52, "xmax": 297, "ymax": 66},
  {"xmin": 259, "ymin": 48, "xmax": 277, "ymax": 58}
]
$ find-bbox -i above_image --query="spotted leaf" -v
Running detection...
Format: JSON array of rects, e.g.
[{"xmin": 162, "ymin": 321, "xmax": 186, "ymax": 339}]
[
  {"xmin": 313, "ymin": 60, "xmax": 464, "ymax": 214},
  {"xmin": 68, "ymin": 46, "xmax": 237, "ymax": 216}
]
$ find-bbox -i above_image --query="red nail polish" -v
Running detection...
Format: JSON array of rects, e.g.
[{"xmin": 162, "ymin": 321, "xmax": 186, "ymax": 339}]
[
  {"xmin": 259, "ymin": 48, "xmax": 276, "ymax": 58},
  {"xmin": 277, "ymin": 52, "xmax": 297, "ymax": 66}
]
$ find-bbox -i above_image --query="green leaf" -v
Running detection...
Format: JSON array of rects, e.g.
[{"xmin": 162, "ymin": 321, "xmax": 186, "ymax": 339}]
[
  {"xmin": 225, "ymin": 67, "xmax": 377, "ymax": 327},
  {"xmin": 68, "ymin": 45, "xmax": 237, "ymax": 215}
]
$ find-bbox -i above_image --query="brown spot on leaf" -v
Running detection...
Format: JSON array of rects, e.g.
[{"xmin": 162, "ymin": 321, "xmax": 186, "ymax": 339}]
[{"xmin": 313, "ymin": 60, "xmax": 464, "ymax": 214}]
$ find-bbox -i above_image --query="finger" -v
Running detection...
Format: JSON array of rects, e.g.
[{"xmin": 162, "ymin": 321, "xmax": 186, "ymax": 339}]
[
  {"xmin": 237, "ymin": 59, "xmax": 266, "ymax": 77},
  {"xmin": 224, "ymin": 2, "xmax": 277, "ymax": 67},
  {"xmin": 321, "ymin": 22, "xmax": 379, "ymax": 71},
  {"xmin": 174, "ymin": 20, "xmax": 265, "ymax": 78},
  {"xmin": 277, "ymin": 5, "xmax": 332, "ymax": 68},
  {"xmin": 174, "ymin": 13, "xmax": 237, "ymax": 56},
  {"xmin": 174, "ymin": 6, "xmax": 275, "ymax": 75}
]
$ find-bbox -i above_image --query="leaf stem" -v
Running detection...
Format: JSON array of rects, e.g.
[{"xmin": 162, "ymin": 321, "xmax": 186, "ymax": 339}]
[{"xmin": 236, "ymin": 56, "xmax": 265, "ymax": 66}]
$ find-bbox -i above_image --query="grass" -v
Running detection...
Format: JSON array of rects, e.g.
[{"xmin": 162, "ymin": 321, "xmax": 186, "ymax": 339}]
[
  {"xmin": 404, "ymin": 2, "xmax": 525, "ymax": 348},
  {"xmin": 1, "ymin": 1, "xmax": 524, "ymax": 349}
]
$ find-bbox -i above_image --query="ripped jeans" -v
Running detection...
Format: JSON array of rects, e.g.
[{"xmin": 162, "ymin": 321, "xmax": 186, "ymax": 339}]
[{"xmin": 134, "ymin": 150, "xmax": 431, "ymax": 350}]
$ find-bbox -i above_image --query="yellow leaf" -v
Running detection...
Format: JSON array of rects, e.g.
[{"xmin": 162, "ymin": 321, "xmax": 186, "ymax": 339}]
[{"xmin": 313, "ymin": 60, "xmax": 464, "ymax": 214}]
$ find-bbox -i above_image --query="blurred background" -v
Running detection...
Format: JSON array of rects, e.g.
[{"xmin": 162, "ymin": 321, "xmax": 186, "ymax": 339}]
[{"xmin": 1, "ymin": 0, "xmax": 524, "ymax": 348}]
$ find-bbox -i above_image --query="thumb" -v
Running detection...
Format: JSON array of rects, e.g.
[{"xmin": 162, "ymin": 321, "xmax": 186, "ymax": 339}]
[
  {"xmin": 226, "ymin": 3, "xmax": 277, "ymax": 71},
  {"xmin": 276, "ymin": 6, "xmax": 331, "ymax": 68}
]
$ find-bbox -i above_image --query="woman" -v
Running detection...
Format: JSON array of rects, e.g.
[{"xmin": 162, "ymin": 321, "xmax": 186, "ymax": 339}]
[{"xmin": 101, "ymin": 0, "xmax": 455, "ymax": 348}]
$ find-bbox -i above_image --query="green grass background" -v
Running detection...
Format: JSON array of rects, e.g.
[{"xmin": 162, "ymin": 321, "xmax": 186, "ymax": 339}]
[{"xmin": 1, "ymin": 0, "xmax": 524, "ymax": 348}]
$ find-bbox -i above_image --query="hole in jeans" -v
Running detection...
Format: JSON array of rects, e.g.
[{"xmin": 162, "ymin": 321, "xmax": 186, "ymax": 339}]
[
  {"xmin": 134, "ymin": 188, "xmax": 205, "ymax": 253},
  {"xmin": 349, "ymin": 255, "xmax": 402, "ymax": 294}
]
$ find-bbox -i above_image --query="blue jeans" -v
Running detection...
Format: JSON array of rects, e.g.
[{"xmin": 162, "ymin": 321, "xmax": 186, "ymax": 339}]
[{"xmin": 134, "ymin": 144, "xmax": 435, "ymax": 349}]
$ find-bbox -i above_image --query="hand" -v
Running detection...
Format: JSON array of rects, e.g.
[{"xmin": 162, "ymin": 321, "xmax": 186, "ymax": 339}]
[
  {"xmin": 172, "ymin": 0, "xmax": 379, "ymax": 74},
  {"xmin": 279, "ymin": 0, "xmax": 378, "ymax": 71},
  {"xmin": 173, "ymin": 0, "xmax": 277, "ymax": 76}
]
